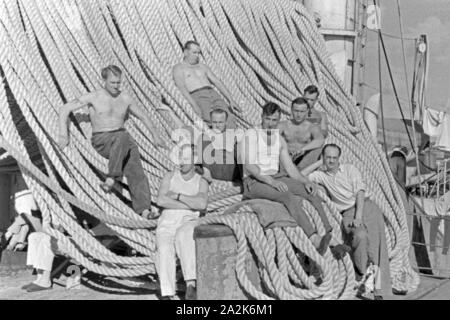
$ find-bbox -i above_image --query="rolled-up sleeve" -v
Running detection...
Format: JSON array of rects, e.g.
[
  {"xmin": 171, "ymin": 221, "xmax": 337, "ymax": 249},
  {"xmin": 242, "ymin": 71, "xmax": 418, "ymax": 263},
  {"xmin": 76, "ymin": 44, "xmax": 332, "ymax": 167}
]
[
  {"xmin": 308, "ymin": 171, "xmax": 322, "ymax": 184},
  {"xmin": 351, "ymin": 167, "xmax": 366, "ymax": 194}
]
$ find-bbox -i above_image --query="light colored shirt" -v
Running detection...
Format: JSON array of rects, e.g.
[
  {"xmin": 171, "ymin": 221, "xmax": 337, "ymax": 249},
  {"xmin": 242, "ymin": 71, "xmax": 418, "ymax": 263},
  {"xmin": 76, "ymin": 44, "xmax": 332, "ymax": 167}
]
[
  {"xmin": 164, "ymin": 170, "xmax": 202, "ymax": 216},
  {"xmin": 240, "ymin": 128, "xmax": 280, "ymax": 178},
  {"xmin": 206, "ymin": 131, "xmax": 236, "ymax": 153},
  {"xmin": 308, "ymin": 164, "xmax": 366, "ymax": 212}
]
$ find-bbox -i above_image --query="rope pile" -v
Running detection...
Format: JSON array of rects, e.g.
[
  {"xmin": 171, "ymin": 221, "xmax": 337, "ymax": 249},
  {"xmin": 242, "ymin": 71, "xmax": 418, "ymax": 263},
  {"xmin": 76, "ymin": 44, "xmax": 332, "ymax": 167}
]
[{"xmin": 0, "ymin": 0, "xmax": 419, "ymax": 298}]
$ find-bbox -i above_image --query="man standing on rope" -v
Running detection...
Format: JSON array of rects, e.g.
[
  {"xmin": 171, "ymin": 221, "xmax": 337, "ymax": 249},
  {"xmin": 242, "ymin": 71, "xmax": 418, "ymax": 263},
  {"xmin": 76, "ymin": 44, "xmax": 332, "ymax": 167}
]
[
  {"xmin": 156, "ymin": 144, "xmax": 209, "ymax": 300},
  {"xmin": 57, "ymin": 65, "xmax": 166, "ymax": 219},
  {"xmin": 303, "ymin": 85, "xmax": 328, "ymax": 137},
  {"xmin": 239, "ymin": 102, "xmax": 332, "ymax": 255},
  {"xmin": 172, "ymin": 40, "xmax": 242, "ymax": 127},
  {"xmin": 278, "ymin": 97, "xmax": 325, "ymax": 171},
  {"xmin": 308, "ymin": 144, "xmax": 392, "ymax": 299}
]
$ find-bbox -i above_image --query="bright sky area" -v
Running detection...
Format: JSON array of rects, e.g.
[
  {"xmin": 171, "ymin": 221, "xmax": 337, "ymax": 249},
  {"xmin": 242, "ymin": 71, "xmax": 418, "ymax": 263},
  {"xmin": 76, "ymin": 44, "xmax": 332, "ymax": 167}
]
[{"xmin": 363, "ymin": 0, "xmax": 450, "ymax": 119}]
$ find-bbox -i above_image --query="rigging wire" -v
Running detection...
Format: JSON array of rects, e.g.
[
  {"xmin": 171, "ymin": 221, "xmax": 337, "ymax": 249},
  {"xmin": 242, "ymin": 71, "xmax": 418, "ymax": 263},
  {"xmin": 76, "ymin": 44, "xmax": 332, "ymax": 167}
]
[{"xmin": 396, "ymin": 0, "xmax": 425, "ymax": 206}]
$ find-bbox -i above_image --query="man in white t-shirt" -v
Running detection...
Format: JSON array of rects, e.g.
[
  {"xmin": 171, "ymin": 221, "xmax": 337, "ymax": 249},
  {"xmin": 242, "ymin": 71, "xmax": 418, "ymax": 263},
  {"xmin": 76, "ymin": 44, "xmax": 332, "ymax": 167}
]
[
  {"xmin": 239, "ymin": 102, "xmax": 333, "ymax": 255},
  {"xmin": 308, "ymin": 144, "xmax": 392, "ymax": 299},
  {"xmin": 156, "ymin": 144, "xmax": 209, "ymax": 300}
]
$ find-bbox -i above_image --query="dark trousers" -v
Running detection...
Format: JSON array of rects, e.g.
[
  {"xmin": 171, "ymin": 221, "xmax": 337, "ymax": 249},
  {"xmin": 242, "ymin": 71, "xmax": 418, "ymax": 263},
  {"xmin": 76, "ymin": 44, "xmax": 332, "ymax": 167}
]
[
  {"xmin": 243, "ymin": 175, "xmax": 332, "ymax": 236},
  {"xmin": 342, "ymin": 199, "xmax": 392, "ymax": 296},
  {"xmin": 293, "ymin": 148, "xmax": 322, "ymax": 171},
  {"xmin": 91, "ymin": 129, "xmax": 151, "ymax": 214}
]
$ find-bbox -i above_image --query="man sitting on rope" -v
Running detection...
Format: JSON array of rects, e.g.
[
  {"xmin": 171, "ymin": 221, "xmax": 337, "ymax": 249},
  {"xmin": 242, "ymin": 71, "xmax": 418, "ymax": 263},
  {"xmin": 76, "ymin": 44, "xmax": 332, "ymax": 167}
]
[
  {"xmin": 308, "ymin": 144, "xmax": 392, "ymax": 299},
  {"xmin": 198, "ymin": 107, "xmax": 241, "ymax": 182},
  {"xmin": 278, "ymin": 97, "xmax": 325, "ymax": 171},
  {"xmin": 156, "ymin": 144, "xmax": 209, "ymax": 300},
  {"xmin": 239, "ymin": 102, "xmax": 332, "ymax": 255},
  {"xmin": 303, "ymin": 85, "xmax": 328, "ymax": 137},
  {"xmin": 57, "ymin": 65, "xmax": 166, "ymax": 219},
  {"xmin": 172, "ymin": 40, "xmax": 242, "ymax": 127}
]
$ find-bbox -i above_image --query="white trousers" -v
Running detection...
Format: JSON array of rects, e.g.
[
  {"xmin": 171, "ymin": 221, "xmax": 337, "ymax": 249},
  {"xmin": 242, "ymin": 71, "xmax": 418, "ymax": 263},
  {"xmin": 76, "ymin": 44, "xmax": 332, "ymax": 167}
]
[
  {"xmin": 156, "ymin": 210, "xmax": 199, "ymax": 296},
  {"xmin": 26, "ymin": 232, "xmax": 55, "ymax": 272}
]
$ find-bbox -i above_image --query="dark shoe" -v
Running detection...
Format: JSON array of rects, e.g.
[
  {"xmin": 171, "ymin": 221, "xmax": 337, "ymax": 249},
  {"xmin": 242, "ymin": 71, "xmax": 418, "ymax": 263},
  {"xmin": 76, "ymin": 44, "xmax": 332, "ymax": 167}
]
[
  {"xmin": 160, "ymin": 295, "xmax": 175, "ymax": 300},
  {"xmin": 330, "ymin": 244, "xmax": 351, "ymax": 260},
  {"xmin": 21, "ymin": 283, "xmax": 34, "ymax": 290},
  {"xmin": 139, "ymin": 281, "xmax": 158, "ymax": 291},
  {"xmin": 374, "ymin": 295, "xmax": 384, "ymax": 300},
  {"xmin": 318, "ymin": 233, "xmax": 332, "ymax": 256},
  {"xmin": 185, "ymin": 285, "xmax": 197, "ymax": 300},
  {"xmin": 0, "ymin": 233, "xmax": 8, "ymax": 250},
  {"xmin": 26, "ymin": 283, "xmax": 52, "ymax": 292},
  {"xmin": 392, "ymin": 288, "xmax": 407, "ymax": 295}
]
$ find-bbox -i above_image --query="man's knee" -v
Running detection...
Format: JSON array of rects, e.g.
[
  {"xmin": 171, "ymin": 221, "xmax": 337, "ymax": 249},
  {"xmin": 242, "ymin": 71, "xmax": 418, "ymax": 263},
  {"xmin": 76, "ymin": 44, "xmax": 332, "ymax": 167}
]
[
  {"xmin": 278, "ymin": 192, "xmax": 295, "ymax": 205},
  {"xmin": 28, "ymin": 231, "xmax": 45, "ymax": 244},
  {"xmin": 352, "ymin": 228, "xmax": 368, "ymax": 245},
  {"xmin": 175, "ymin": 224, "xmax": 195, "ymax": 245}
]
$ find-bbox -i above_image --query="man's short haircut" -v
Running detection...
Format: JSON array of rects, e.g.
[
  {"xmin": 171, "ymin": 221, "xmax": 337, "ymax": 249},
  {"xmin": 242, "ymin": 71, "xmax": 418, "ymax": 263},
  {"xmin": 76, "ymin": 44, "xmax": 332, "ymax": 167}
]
[
  {"xmin": 322, "ymin": 143, "xmax": 342, "ymax": 157},
  {"xmin": 304, "ymin": 85, "xmax": 319, "ymax": 96},
  {"xmin": 262, "ymin": 102, "xmax": 281, "ymax": 116},
  {"xmin": 210, "ymin": 107, "xmax": 228, "ymax": 120},
  {"xmin": 101, "ymin": 65, "xmax": 122, "ymax": 80},
  {"xmin": 183, "ymin": 40, "xmax": 200, "ymax": 51},
  {"xmin": 291, "ymin": 97, "xmax": 308, "ymax": 108}
]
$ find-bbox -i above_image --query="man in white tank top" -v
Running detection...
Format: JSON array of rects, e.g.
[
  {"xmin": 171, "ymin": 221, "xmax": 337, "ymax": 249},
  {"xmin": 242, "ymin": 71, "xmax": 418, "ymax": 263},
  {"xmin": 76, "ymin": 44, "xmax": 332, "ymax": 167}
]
[
  {"xmin": 239, "ymin": 102, "xmax": 332, "ymax": 255},
  {"xmin": 156, "ymin": 144, "xmax": 209, "ymax": 300}
]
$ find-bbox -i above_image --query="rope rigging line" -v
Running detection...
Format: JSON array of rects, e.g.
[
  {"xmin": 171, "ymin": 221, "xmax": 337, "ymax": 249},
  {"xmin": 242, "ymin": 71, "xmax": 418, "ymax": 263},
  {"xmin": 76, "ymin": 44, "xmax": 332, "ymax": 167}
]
[{"xmin": 0, "ymin": 0, "xmax": 419, "ymax": 299}]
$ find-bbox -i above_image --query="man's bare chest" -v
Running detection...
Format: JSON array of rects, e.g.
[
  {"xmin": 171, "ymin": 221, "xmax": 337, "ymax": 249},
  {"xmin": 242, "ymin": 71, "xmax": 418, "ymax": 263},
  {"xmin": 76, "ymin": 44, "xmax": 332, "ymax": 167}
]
[
  {"xmin": 284, "ymin": 125, "xmax": 311, "ymax": 142},
  {"xmin": 88, "ymin": 97, "xmax": 128, "ymax": 117},
  {"xmin": 184, "ymin": 67, "xmax": 206, "ymax": 80}
]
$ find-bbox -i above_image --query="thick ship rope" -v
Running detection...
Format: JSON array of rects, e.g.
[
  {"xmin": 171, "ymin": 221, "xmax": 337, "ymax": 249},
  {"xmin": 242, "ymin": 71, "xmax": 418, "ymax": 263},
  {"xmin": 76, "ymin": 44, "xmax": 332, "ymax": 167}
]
[{"xmin": 0, "ymin": 0, "xmax": 419, "ymax": 298}]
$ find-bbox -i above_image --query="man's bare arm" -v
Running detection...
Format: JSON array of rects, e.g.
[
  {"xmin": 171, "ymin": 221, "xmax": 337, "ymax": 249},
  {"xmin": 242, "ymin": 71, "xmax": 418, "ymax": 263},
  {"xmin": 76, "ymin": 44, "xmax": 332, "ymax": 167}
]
[
  {"xmin": 178, "ymin": 179, "xmax": 209, "ymax": 211},
  {"xmin": 280, "ymin": 139, "xmax": 309, "ymax": 184},
  {"xmin": 58, "ymin": 94, "xmax": 91, "ymax": 148},
  {"xmin": 172, "ymin": 65, "xmax": 202, "ymax": 115},
  {"xmin": 157, "ymin": 173, "xmax": 192, "ymax": 210},
  {"xmin": 301, "ymin": 124, "xmax": 324, "ymax": 152},
  {"xmin": 239, "ymin": 137, "xmax": 274, "ymax": 185},
  {"xmin": 353, "ymin": 190, "xmax": 365, "ymax": 226},
  {"xmin": 204, "ymin": 65, "xmax": 241, "ymax": 112},
  {"xmin": 128, "ymin": 99, "xmax": 167, "ymax": 148},
  {"xmin": 321, "ymin": 112, "xmax": 329, "ymax": 137}
]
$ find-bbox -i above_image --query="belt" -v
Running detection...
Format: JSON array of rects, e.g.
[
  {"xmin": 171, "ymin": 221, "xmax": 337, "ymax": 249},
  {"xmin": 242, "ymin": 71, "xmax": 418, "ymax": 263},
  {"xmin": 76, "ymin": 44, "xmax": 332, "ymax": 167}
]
[
  {"xmin": 92, "ymin": 128, "xmax": 125, "ymax": 135},
  {"xmin": 189, "ymin": 86, "xmax": 213, "ymax": 94}
]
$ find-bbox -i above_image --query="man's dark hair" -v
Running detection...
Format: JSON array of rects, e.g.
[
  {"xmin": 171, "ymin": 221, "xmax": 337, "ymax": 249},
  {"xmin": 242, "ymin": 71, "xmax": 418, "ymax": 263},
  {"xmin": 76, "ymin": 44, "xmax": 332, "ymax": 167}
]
[
  {"xmin": 183, "ymin": 40, "xmax": 200, "ymax": 51},
  {"xmin": 262, "ymin": 102, "xmax": 281, "ymax": 116},
  {"xmin": 322, "ymin": 143, "xmax": 341, "ymax": 157},
  {"xmin": 210, "ymin": 107, "xmax": 228, "ymax": 120},
  {"xmin": 101, "ymin": 65, "xmax": 122, "ymax": 80},
  {"xmin": 291, "ymin": 97, "xmax": 308, "ymax": 108},
  {"xmin": 304, "ymin": 85, "xmax": 319, "ymax": 96}
]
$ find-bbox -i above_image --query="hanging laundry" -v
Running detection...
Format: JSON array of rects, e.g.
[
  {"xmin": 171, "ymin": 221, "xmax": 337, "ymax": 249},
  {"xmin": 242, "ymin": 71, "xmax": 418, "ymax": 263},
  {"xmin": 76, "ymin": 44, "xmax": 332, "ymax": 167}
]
[
  {"xmin": 436, "ymin": 113, "xmax": 450, "ymax": 151},
  {"xmin": 422, "ymin": 108, "xmax": 445, "ymax": 137}
]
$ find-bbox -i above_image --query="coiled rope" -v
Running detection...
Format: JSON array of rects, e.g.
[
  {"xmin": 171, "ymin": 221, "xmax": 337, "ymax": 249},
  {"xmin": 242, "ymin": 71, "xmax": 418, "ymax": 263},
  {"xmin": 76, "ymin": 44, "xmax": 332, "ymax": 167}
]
[{"xmin": 0, "ymin": 0, "xmax": 419, "ymax": 298}]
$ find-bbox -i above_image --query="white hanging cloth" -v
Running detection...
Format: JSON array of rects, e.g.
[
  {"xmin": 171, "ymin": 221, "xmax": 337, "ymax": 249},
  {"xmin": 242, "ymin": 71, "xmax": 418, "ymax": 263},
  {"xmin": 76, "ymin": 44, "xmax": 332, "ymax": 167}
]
[{"xmin": 422, "ymin": 107, "xmax": 445, "ymax": 137}]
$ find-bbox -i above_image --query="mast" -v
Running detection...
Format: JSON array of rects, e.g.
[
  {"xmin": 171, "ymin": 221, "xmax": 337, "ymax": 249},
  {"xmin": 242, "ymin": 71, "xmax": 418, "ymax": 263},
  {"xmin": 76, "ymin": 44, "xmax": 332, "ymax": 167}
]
[{"xmin": 302, "ymin": 0, "xmax": 368, "ymax": 101}]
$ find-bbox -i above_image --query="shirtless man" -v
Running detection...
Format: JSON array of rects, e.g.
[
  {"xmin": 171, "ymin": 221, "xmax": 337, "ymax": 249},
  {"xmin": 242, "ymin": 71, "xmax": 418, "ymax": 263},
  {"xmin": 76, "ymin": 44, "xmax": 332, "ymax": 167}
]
[
  {"xmin": 57, "ymin": 65, "xmax": 166, "ymax": 218},
  {"xmin": 303, "ymin": 85, "xmax": 328, "ymax": 137},
  {"xmin": 172, "ymin": 40, "xmax": 241, "ymax": 127},
  {"xmin": 278, "ymin": 97, "xmax": 325, "ymax": 171}
]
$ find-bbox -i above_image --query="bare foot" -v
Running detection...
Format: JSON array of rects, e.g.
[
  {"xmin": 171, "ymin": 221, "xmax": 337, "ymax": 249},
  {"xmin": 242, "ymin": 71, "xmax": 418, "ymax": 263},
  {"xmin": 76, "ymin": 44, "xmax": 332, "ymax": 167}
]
[
  {"xmin": 142, "ymin": 209, "xmax": 157, "ymax": 219},
  {"xmin": 100, "ymin": 178, "xmax": 115, "ymax": 193}
]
